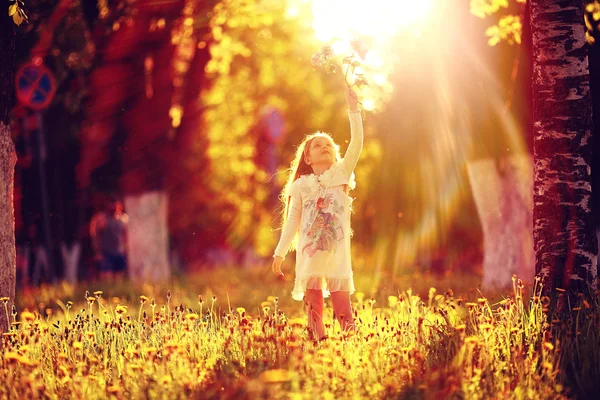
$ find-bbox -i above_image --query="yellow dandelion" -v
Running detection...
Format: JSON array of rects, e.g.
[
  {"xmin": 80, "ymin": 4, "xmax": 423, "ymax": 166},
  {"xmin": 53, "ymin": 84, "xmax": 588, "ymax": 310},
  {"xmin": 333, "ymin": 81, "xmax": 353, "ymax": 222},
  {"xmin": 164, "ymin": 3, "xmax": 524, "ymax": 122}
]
[
  {"xmin": 107, "ymin": 385, "xmax": 121, "ymax": 394},
  {"xmin": 260, "ymin": 369, "xmax": 292, "ymax": 383},
  {"xmin": 86, "ymin": 331, "xmax": 96, "ymax": 338},
  {"xmin": 140, "ymin": 295, "xmax": 149, "ymax": 304},
  {"xmin": 160, "ymin": 375, "xmax": 172, "ymax": 385},
  {"xmin": 93, "ymin": 291, "xmax": 103, "ymax": 296},
  {"xmin": 260, "ymin": 301, "xmax": 271, "ymax": 309},
  {"xmin": 236, "ymin": 307, "xmax": 246, "ymax": 315},
  {"xmin": 115, "ymin": 305, "xmax": 127, "ymax": 315},
  {"xmin": 21, "ymin": 311, "xmax": 35, "ymax": 323},
  {"xmin": 543, "ymin": 342, "xmax": 554, "ymax": 351},
  {"xmin": 0, "ymin": 297, "xmax": 9, "ymax": 304},
  {"xmin": 542, "ymin": 362, "xmax": 553, "ymax": 370},
  {"xmin": 72, "ymin": 341, "xmax": 83, "ymax": 350},
  {"xmin": 87, "ymin": 297, "xmax": 96, "ymax": 304},
  {"xmin": 185, "ymin": 313, "xmax": 199, "ymax": 321}
]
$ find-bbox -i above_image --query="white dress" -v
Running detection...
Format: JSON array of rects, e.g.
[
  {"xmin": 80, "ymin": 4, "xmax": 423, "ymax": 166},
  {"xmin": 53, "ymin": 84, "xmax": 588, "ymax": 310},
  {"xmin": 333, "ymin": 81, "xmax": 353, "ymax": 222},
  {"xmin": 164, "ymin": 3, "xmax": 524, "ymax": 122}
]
[{"xmin": 274, "ymin": 111, "xmax": 363, "ymax": 301}]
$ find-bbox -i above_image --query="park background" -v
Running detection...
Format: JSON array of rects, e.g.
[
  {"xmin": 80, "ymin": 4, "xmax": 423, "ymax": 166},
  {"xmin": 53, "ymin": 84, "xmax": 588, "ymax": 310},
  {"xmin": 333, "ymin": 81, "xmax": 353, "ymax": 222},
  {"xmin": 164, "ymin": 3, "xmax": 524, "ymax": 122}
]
[{"xmin": 1, "ymin": 0, "xmax": 600, "ymax": 398}]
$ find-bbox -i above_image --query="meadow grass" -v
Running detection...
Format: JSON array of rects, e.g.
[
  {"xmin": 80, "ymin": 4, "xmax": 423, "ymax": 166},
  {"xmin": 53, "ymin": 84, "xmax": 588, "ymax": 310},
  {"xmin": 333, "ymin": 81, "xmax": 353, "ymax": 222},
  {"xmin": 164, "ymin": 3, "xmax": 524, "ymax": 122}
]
[{"xmin": 1, "ymin": 264, "xmax": 598, "ymax": 399}]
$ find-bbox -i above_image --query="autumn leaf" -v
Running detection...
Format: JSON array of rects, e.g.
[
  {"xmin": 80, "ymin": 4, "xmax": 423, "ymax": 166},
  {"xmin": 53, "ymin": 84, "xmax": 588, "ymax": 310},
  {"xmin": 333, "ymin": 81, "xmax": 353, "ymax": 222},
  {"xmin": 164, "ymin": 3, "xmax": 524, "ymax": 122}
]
[{"xmin": 8, "ymin": 4, "xmax": 17, "ymax": 17}]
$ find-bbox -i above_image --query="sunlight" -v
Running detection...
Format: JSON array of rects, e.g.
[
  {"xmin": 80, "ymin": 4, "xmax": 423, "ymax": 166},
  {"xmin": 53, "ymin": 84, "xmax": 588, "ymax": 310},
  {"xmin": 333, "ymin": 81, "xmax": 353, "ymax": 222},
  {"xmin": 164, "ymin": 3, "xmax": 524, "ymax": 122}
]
[{"xmin": 310, "ymin": 0, "xmax": 434, "ymax": 42}]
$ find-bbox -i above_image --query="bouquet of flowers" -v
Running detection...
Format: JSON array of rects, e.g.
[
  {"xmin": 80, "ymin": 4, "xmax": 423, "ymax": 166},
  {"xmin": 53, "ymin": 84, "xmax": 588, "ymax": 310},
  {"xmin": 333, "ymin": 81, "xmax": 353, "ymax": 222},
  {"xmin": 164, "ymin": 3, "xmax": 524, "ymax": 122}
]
[{"xmin": 311, "ymin": 38, "xmax": 370, "ymax": 90}]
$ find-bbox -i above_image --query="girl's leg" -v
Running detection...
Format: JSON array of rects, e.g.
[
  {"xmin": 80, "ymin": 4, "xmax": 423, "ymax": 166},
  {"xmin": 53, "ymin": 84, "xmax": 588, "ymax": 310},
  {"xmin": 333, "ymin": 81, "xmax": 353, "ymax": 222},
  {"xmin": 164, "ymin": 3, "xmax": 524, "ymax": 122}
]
[
  {"xmin": 304, "ymin": 289, "xmax": 325, "ymax": 340},
  {"xmin": 330, "ymin": 291, "xmax": 356, "ymax": 333}
]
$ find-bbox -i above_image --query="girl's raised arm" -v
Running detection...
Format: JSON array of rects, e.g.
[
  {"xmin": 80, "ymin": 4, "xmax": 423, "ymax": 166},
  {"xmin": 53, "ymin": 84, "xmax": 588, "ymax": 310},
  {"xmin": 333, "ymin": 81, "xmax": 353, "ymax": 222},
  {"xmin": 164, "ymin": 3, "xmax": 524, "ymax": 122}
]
[{"xmin": 340, "ymin": 88, "xmax": 363, "ymax": 177}]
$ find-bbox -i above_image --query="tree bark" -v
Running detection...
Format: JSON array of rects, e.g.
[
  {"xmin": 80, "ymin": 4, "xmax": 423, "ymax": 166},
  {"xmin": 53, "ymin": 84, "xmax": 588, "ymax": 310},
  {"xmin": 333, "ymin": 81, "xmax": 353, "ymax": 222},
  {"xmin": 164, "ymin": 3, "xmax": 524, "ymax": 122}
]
[
  {"xmin": 530, "ymin": 1, "xmax": 597, "ymax": 297},
  {"xmin": 0, "ymin": 18, "xmax": 17, "ymax": 332},
  {"xmin": 125, "ymin": 191, "xmax": 170, "ymax": 283},
  {"xmin": 467, "ymin": 156, "xmax": 534, "ymax": 291}
]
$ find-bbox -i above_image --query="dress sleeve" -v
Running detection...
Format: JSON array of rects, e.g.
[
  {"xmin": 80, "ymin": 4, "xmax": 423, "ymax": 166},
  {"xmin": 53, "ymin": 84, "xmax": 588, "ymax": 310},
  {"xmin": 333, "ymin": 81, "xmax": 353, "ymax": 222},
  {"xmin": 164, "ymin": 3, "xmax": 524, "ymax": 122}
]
[
  {"xmin": 340, "ymin": 111, "xmax": 364, "ymax": 178},
  {"xmin": 273, "ymin": 181, "xmax": 302, "ymax": 259}
]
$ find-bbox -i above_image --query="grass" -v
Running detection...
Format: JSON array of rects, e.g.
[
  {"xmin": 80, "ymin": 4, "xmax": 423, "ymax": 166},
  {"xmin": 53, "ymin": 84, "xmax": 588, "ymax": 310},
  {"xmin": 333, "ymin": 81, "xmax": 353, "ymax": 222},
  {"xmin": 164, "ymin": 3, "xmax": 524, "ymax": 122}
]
[{"xmin": 1, "ymin": 263, "xmax": 598, "ymax": 399}]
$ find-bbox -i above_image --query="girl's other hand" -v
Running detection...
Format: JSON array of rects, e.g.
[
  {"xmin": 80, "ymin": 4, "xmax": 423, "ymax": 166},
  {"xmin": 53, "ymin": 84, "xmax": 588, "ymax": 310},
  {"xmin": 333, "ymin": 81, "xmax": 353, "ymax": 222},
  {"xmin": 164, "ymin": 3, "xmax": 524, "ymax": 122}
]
[
  {"xmin": 272, "ymin": 256, "xmax": 284, "ymax": 276},
  {"xmin": 345, "ymin": 87, "xmax": 359, "ymax": 111}
]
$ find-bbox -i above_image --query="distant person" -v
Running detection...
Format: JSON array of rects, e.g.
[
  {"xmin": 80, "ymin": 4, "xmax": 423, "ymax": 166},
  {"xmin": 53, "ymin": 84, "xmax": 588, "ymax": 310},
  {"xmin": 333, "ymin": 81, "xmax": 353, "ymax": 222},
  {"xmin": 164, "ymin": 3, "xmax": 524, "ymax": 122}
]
[
  {"xmin": 271, "ymin": 87, "xmax": 363, "ymax": 341},
  {"xmin": 90, "ymin": 197, "xmax": 128, "ymax": 280}
]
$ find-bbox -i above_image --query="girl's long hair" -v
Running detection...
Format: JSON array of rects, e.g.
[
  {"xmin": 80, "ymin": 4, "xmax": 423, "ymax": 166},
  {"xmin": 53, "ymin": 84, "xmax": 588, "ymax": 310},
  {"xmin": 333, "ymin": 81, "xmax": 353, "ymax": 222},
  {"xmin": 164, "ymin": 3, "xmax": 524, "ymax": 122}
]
[{"xmin": 279, "ymin": 132, "xmax": 342, "ymax": 251}]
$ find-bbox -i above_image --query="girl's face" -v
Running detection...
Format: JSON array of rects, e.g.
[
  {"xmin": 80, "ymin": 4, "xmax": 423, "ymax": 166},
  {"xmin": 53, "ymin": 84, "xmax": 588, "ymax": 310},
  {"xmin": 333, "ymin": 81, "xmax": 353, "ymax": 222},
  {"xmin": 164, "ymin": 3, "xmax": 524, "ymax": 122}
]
[{"xmin": 305, "ymin": 136, "xmax": 336, "ymax": 168}]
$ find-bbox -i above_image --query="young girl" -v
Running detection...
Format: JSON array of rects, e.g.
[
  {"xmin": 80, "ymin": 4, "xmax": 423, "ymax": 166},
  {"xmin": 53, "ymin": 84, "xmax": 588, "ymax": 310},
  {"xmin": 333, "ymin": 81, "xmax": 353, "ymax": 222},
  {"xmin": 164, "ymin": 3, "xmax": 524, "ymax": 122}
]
[{"xmin": 272, "ymin": 87, "xmax": 363, "ymax": 340}]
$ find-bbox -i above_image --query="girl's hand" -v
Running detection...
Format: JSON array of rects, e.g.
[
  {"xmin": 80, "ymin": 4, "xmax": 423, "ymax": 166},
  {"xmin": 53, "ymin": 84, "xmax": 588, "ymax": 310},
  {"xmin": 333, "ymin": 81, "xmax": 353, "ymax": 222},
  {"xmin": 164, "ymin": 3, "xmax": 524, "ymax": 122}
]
[
  {"xmin": 272, "ymin": 256, "xmax": 284, "ymax": 276},
  {"xmin": 345, "ymin": 87, "xmax": 359, "ymax": 112}
]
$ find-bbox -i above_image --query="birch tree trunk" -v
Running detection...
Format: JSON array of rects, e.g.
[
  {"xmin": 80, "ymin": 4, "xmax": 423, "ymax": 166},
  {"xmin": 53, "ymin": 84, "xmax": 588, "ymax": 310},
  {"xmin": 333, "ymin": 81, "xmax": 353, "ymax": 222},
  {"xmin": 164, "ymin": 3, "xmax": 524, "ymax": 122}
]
[
  {"xmin": 125, "ymin": 191, "xmax": 170, "ymax": 283},
  {"xmin": 530, "ymin": 0, "xmax": 597, "ymax": 297},
  {"xmin": 0, "ymin": 19, "xmax": 17, "ymax": 332}
]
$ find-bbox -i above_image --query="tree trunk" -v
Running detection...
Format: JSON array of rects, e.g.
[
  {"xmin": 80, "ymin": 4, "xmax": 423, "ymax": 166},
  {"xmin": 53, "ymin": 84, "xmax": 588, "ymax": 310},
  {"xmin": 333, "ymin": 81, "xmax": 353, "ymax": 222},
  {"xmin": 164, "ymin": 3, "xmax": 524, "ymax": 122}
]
[
  {"xmin": 0, "ymin": 19, "xmax": 17, "ymax": 332},
  {"xmin": 467, "ymin": 156, "xmax": 535, "ymax": 291},
  {"xmin": 530, "ymin": 0, "xmax": 597, "ymax": 298},
  {"xmin": 125, "ymin": 191, "xmax": 170, "ymax": 283}
]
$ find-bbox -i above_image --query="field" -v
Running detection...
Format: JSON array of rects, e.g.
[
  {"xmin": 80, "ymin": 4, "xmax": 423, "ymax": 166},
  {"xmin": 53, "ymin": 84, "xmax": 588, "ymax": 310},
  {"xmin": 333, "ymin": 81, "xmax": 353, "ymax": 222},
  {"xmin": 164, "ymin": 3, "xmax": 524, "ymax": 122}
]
[{"xmin": 2, "ymin": 262, "xmax": 599, "ymax": 399}]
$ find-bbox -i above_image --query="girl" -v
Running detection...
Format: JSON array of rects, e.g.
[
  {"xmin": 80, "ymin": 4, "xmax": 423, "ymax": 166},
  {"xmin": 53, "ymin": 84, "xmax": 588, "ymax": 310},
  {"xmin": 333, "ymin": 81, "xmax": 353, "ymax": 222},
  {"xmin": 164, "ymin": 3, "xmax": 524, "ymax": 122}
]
[{"xmin": 272, "ymin": 87, "xmax": 363, "ymax": 340}]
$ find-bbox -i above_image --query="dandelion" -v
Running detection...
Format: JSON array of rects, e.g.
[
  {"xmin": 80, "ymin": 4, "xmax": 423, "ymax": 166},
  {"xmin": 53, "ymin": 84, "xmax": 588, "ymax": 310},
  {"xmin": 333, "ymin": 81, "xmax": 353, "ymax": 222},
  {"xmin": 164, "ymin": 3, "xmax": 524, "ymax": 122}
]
[
  {"xmin": 87, "ymin": 297, "xmax": 96, "ymax": 305},
  {"xmin": 185, "ymin": 313, "xmax": 199, "ymax": 321},
  {"xmin": 0, "ymin": 297, "xmax": 9, "ymax": 304},
  {"xmin": 260, "ymin": 369, "xmax": 292, "ymax": 383},
  {"xmin": 140, "ymin": 295, "xmax": 149, "ymax": 304},
  {"xmin": 115, "ymin": 305, "xmax": 127, "ymax": 315},
  {"xmin": 72, "ymin": 341, "xmax": 83, "ymax": 350},
  {"xmin": 93, "ymin": 290, "xmax": 103, "ymax": 296},
  {"xmin": 21, "ymin": 311, "xmax": 35, "ymax": 323}
]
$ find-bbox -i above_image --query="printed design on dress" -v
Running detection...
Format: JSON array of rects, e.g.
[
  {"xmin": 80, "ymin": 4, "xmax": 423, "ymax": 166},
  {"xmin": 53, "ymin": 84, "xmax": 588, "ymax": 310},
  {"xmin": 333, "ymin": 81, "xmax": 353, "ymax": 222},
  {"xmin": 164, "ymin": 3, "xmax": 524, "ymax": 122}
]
[{"xmin": 302, "ymin": 194, "xmax": 344, "ymax": 257}]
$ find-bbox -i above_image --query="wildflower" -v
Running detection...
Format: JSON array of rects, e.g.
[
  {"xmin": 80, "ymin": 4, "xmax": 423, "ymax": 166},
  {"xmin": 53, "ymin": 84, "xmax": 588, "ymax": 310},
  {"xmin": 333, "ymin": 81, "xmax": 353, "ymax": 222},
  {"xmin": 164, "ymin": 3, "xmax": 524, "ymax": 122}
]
[
  {"xmin": 86, "ymin": 331, "xmax": 96, "ymax": 338},
  {"xmin": 543, "ymin": 342, "xmax": 554, "ymax": 351},
  {"xmin": 66, "ymin": 301, "xmax": 73, "ymax": 308},
  {"xmin": 355, "ymin": 292, "xmax": 365, "ymax": 303},
  {"xmin": 198, "ymin": 295, "xmax": 203, "ymax": 304},
  {"xmin": 93, "ymin": 290, "xmax": 103, "ymax": 296},
  {"xmin": 87, "ymin": 297, "xmax": 96, "ymax": 305},
  {"xmin": 72, "ymin": 341, "xmax": 83, "ymax": 350},
  {"xmin": 321, "ymin": 44, "xmax": 334, "ymax": 58},
  {"xmin": 465, "ymin": 336, "xmax": 479, "ymax": 344},
  {"xmin": 21, "ymin": 311, "xmax": 35, "ymax": 323},
  {"xmin": 260, "ymin": 369, "xmax": 292, "ymax": 383},
  {"xmin": 350, "ymin": 38, "xmax": 369, "ymax": 59},
  {"xmin": 236, "ymin": 307, "xmax": 246, "ymax": 315},
  {"xmin": 115, "ymin": 305, "xmax": 128, "ymax": 315},
  {"xmin": 0, "ymin": 297, "xmax": 9, "ymax": 304},
  {"xmin": 311, "ymin": 52, "xmax": 325, "ymax": 67},
  {"xmin": 455, "ymin": 324, "xmax": 466, "ymax": 331},
  {"xmin": 140, "ymin": 295, "xmax": 149, "ymax": 304},
  {"xmin": 542, "ymin": 362, "xmax": 553, "ymax": 370},
  {"xmin": 167, "ymin": 290, "xmax": 172, "ymax": 300},
  {"xmin": 387, "ymin": 296, "xmax": 399, "ymax": 308},
  {"xmin": 477, "ymin": 297, "xmax": 487, "ymax": 304},
  {"xmin": 185, "ymin": 313, "xmax": 199, "ymax": 321},
  {"xmin": 479, "ymin": 324, "xmax": 493, "ymax": 331},
  {"xmin": 107, "ymin": 385, "xmax": 121, "ymax": 394},
  {"xmin": 465, "ymin": 302, "xmax": 477, "ymax": 308}
]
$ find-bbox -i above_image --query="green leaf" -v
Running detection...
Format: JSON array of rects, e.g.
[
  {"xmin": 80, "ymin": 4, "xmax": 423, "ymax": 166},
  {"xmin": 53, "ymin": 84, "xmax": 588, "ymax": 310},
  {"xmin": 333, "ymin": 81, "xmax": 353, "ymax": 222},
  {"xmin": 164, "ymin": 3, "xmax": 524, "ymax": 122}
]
[{"xmin": 8, "ymin": 4, "xmax": 17, "ymax": 17}]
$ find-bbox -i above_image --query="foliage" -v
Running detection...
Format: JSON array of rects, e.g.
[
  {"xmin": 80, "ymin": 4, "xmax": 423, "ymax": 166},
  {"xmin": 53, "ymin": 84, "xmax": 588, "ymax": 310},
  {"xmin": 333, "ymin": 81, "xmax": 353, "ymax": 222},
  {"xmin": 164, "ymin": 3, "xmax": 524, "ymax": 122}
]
[
  {"xmin": 470, "ymin": 0, "xmax": 526, "ymax": 46},
  {"xmin": 8, "ymin": 0, "xmax": 28, "ymax": 26},
  {"xmin": 2, "ymin": 267, "xmax": 596, "ymax": 398}
]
